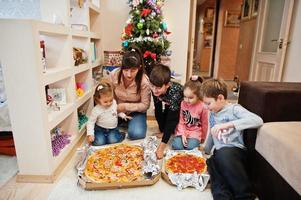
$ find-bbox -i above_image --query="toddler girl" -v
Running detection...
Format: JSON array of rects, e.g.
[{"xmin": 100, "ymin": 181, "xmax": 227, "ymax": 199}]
[
  {"xmin": 87, "ymin": 81, "xmax": 125, "ymax": 146},
  {"xmin": 172, "ymin": 75, "xmax": 208, "ymax": 150}
]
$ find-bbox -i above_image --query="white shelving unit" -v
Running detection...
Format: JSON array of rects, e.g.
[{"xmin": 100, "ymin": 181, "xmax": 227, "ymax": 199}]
[{"xmin": 0, "ymin": 0, "xmax": 102, "ymax": 183}]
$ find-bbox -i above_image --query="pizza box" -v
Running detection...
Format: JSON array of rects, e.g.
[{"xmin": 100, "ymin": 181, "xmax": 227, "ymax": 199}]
[
  {"xmin": 77, "ymin": 138, "xmax": 162, "ymax": 190},
  {"xmin": 78, "ymin": 172, "xmax": 161, "ymax": 190},
  {"xmin": 161, "ymin": 149, "xmax": 210, "ymax": 191}
]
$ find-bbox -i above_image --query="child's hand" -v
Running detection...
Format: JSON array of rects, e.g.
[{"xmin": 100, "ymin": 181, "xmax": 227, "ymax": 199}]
[
  {"xmin": 181, "ymin": 135, "xmax": 188, "ymax": 147},
  {"xmin": 211, "ymin": 122, "xmax": 233, "ymax": 138},
  {"xmin": 118, "ymin": 112, "xmax": 132, "ymax": 121},
  {"xmin": 198, "ymin": 145, "xmax": 205, "ymax": 152},
  {"xmin": 156, "ymin": 142, "xmax": 167, "ymax": 159},
  {"xmin": 87, "ymin": 135, "xmax": 95, "ymax": 143}
]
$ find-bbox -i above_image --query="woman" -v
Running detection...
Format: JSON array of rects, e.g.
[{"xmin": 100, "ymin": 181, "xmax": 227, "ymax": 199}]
[{"xmin": 110, "ymin": 47, "xmax": 151, "ymax": 140}]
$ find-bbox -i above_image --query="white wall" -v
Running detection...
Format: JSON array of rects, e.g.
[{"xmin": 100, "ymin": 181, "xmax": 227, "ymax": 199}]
[
  {"xmin": 282, "ymin": 0, "xmax": 301, "ymax": 82},
  {"xmin": 100, "ymin": 0, "xmax": 190, "ymax": 83}
]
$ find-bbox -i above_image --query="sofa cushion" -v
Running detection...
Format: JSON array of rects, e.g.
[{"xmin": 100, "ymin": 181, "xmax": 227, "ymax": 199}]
[{"xmin": 255, "ymin": 122, "xmax": 301, "ymax": 195}]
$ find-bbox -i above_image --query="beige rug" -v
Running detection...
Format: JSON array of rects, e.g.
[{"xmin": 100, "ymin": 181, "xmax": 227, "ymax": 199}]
[{"xmin": 48, "ymin": 121, "xmax": 213, "ymax": 200}]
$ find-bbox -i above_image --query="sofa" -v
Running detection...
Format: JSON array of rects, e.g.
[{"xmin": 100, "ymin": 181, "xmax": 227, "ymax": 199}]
[{"xmin": 238, "ymin": 81, "xmax": 301, "ymax": 200}]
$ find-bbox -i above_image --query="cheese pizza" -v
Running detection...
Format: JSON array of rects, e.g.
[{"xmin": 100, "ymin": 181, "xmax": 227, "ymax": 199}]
[
  {"xmin": 165, "ymin": 153, "xmax": 206, "ymax": 174},
  {"xmin": 84, "ymin": 143, "xmax": 144, "ymax": 183}
]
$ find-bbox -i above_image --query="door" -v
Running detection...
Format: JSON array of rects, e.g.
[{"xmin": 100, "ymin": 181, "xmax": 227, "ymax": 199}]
[
  {"xmin": 186, "ymin": 0, "xmax": 197, "ymax": 80},
  {"xmin": 249, "ymin": 0, "xmax": 294, "ymax": 81}
]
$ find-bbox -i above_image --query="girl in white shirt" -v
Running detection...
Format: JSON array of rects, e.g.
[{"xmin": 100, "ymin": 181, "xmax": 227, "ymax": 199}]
[{"xmin": 87, "ymin": 81, "xmax": 126, "ymax": 145}]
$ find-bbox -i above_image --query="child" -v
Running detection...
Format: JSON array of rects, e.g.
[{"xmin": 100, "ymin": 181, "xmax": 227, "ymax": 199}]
[
  {"xmin": 87, "ymin": 81, "xmax": 125, "ymax": 146},
  {"xmin": 149, "ymin": 64, "xmax": 183, "ymax": 159},
  {"xmin": 172, "ymin": 75, "xmax": 208, "ymax": 150},
  {"xmin": 201, "ymin": 79, "xmax": 263, "ymax": 200}
]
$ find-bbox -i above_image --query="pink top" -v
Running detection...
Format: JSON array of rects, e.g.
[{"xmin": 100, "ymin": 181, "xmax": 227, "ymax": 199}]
[
  {"xmin": 175, "ymin": 100, "xmax": 209, "ymax": 141},
  {"xmin": 110, "ymin": 68, "xmax": 151, "ymax": 113}
]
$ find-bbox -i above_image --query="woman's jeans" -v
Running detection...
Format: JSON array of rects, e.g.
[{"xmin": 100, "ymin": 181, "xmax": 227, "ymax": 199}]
[
  {"xmin": 119, "ymin": 112, "xmax": 147, "ymax": 140},
  {"xmin": 92, "ymin": 125, "xmax": 124, "ymax": 146}
]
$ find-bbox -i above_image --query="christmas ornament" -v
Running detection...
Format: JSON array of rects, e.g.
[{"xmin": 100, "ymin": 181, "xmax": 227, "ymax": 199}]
[
  {"xmin": 137, "ymin": 22, "xmax": 144, "ymax": 29},
  {"xmin": 146, "ymin": 29, "xmax": 150, "ymax": 35},
  {"xmin": 125, "ymin": 23, "xmax": 133, "ymax": 35},
  {"xmin": 144, "ymin": 51, "xmax": 157, "ymax": 60},
  {"xmin": 161, "ymin": 22, "xmax": 168, "ymax": 30},
  {"xmin": 122, "ymin": 40, "xmax": 129, "ymax": 47},
  {"xmin": 153, "ymin": 32, "xmax": 159, "ymax": 38},
  {"xmin": 141, "ymin": 8, "xmax": 152, "ymax": 17}
]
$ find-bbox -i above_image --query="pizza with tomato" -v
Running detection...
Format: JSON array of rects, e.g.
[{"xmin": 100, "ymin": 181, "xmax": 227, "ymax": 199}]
[
  {"xmin": 84, "ymin": 143, "xmax": 144, "ymax": 183},
  {"xmin": 165, "ymin": 153, "xmax": 206, "ymax": 174}
]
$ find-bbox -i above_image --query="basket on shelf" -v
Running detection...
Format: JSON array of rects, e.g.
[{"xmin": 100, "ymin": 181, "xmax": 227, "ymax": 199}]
[{"xmin": 104, "ymin": 51, "xmax": 122, "ymax": 66}]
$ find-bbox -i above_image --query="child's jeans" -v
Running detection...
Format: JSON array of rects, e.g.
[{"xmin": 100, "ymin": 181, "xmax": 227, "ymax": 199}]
[
  {"xmin": 119, "ymin": 112, "xmax": 147, "ymax": 140},
  {"xmin": 206, "ymin": 147, "xmax": 255, "ymax": 200},
  {"xmin": 172, "ymin": 136, "xmax": 200, "ymax": 150},
  {"xmin": 92, "ymin": 125, "xmax": 124, "ymax": 146}
]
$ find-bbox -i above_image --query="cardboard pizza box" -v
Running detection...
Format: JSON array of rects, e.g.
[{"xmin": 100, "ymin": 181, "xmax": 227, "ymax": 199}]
[{"xmin": 78, "ymin": 172, "xmax": 161, "ymax": 190}]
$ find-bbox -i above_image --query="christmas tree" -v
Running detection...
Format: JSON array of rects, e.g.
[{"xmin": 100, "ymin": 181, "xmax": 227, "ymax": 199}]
[{"xmin": 121, "ymin": 0, "xmax": 171, "ymax": 75}]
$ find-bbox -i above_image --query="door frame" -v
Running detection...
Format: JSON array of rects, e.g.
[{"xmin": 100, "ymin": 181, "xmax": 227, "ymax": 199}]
[
  {"xmin": 186, "ymin": 0, "xmax": 220, "ymax": 80},
  {"xmin": 249, "ymin": 0, "xmax": 295, "ymax": 81}
]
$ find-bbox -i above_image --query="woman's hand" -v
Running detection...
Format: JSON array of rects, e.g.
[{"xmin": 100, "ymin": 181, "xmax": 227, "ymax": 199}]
[{"xmin": 117, "ymin": 104, "xmax": 126, "ymax": 113}]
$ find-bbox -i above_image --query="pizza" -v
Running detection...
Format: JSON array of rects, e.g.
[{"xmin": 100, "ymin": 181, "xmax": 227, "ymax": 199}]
[
  {"xmin": 165, "ymin": 153, "xmax": 206, "ymax": 174},
  {"xmin": 84, "ymin": 143, "xmax": 144, "ymax": 183}
]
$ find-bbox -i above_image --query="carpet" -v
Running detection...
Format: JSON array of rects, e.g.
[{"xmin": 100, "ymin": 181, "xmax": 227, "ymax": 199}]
[{"xmin": 0, "ymin": 155, "xmax": 18, "ymax": 187}]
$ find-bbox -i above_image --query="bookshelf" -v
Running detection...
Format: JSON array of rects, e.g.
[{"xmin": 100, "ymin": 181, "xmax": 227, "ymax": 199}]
[{"xmin": 0, "ymin": 0, "xmax": 101, "ymax": 183}]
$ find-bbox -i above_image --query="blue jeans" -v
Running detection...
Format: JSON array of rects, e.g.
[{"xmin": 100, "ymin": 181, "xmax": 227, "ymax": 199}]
[
  {"xmin": 172, "ymin": 136, "xmax": 200, "ymax": 150},
  {"xmin": 92, "ymin": 125, "xmax": 124, "ymax": 146},
  {"xmin": 119, "ymin": 112, "xmax": 147, "ymax": 140}
]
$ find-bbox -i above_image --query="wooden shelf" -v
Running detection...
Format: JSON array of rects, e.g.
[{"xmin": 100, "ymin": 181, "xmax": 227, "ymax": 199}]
[
  {"xmin": 74, "ymin": 63, "xmax": 90, "ymax": 75},
  {"xmin": 48, "ymin": 103, "xmax": 74, "ymax": 130},
  {"xmin": 35, "ymin": 21, "xmax": 69, "ymax": 36},
  {"xmin": 89, "ymin": 2, "xmax": 100, "ymax": 15},
  {"xmin": 71, "ymin": 29, "xmax": 90, "ymax": 38},
  {"xmin": 43, "ymin": 68, "xmax": 73, "ymax": 85},
  {"xmin": 0, "ymin": 0, "xmax": 102, "ymax": 182},
  {"xmin": 76, "ymin": 90, "xmax": 93, "ymax": 108},
  {"xmin": 90, "ymin": 32, "xmax": 101, "ymax": 39},
  {"xmin": 91, "ymin": 59, "xmax": 102, "ymax": 68}
]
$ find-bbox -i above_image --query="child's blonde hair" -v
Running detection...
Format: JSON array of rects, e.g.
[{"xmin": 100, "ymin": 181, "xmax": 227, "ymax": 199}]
[
  {"xmin": 184, "ymin": 75, "xmax": 204, "ymax": 100},
  {"xmin": 94, "ymin": 80, "xmax": 113, "ymax": 100},
  {"xmin": 201, "ymin": 79, "xmax": 228, "ymax": 100}
]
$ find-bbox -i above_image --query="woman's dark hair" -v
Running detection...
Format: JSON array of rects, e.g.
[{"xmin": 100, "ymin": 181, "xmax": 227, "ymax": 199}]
[{"xmin": 118, "ymin": 46, "xmax": 145, "ymax": 94}]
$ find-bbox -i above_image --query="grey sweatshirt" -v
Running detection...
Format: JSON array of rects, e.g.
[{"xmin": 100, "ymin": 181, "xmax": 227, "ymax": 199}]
[{"xmin": 204, "ymin": 103, "xmax": 263, "ymax": 154}]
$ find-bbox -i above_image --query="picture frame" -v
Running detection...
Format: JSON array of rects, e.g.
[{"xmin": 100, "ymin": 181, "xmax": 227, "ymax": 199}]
[
  {"xmin": 241, "ymin": 0, "xmax": 252, "ymax": 21},
  {"xmin": 251, "ymin": 0, "xmax": 259, "ymax": 17},
  {"xmin": 205, "ymin": 7, "xmax": 214, "ymax": 20},
  {"xmin": 224, "ymin": 10, "xmax": 240, "ymax": 27},
  {"xmin": 47, "ymin": 88, "xmax": 67, "ymax": 105}
]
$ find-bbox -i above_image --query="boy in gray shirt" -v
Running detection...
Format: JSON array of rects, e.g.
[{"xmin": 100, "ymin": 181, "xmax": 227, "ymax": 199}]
[{"xmin": 202, "ymin": 79, "xmax": 263, "ymax": 200}]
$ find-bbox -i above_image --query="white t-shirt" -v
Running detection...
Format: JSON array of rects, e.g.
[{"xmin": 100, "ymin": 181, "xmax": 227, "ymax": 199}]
[{"xmin": 86, "ymin": 99, "xmax": 118, "ymax": 136}]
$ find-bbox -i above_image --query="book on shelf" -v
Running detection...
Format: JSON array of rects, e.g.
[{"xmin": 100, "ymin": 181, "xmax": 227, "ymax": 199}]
[{"xmin": 90, "ymin": 42, "xmax": 97, "ymax": 63}]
